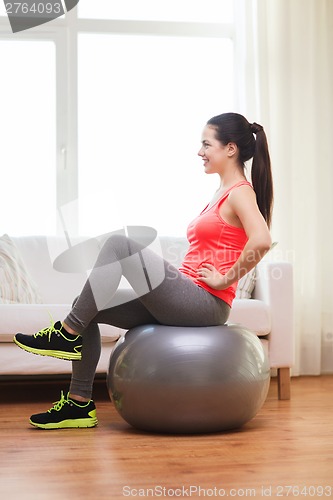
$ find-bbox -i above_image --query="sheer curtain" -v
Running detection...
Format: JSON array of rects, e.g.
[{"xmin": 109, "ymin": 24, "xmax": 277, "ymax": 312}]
[{"xmin": 237, "ymin": 0, "xmax": 333, "ymax": 375}]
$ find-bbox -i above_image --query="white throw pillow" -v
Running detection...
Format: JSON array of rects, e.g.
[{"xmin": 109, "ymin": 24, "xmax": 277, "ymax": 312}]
[
  {"xmin": 0, "ymin": 234, "xmax": 43, "ymax": 304},
  {"xmin": 236, "ymin": 268, "xmax": 256, "ymax": 299}
]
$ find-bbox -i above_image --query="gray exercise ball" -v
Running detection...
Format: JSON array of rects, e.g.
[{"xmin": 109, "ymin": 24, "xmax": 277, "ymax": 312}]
[{"xmin": 107, "ymin": 324, "xmax": 270, "ymax": 434}]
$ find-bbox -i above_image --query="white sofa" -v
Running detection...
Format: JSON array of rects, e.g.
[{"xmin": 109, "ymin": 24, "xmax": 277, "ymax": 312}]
[{"xmin": 0, "ymin": 235, "xmax": 294, "ymax": 399}]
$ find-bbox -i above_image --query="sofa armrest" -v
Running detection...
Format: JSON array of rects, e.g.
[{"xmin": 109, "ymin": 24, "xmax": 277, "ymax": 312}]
[{"xmin": 253, "ymin": 261, "xmax": 294, "ymax": 369}]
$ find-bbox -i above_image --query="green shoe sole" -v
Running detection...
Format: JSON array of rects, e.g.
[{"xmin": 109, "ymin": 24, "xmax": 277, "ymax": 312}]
[
  {"xmin": 13, "ymin": 338, "xmax": 82, "ymax": 361},
  {"xmin": 29, "ymin": 416, "xmax": 98, "ymax": 430}
]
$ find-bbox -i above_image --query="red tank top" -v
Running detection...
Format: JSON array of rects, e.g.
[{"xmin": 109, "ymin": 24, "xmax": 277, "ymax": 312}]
[{"xmin": 179, "ymin": 181, "xmax": 252, "ymax": 306}]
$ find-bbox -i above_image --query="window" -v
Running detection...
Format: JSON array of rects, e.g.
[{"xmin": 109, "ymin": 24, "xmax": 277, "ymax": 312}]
[
  {"xmin": 0, "ymin": 40, "xmax": 56, "ymax": 235},
  {"xmin": 0, "ymin": 1, "xmax": 235, "ymax": 237}
]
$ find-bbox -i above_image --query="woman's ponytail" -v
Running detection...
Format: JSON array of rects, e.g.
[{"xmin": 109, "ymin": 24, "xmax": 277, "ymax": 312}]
[{"xmin": 250, "ymin": 124, "xmax": 273, "ymax": 228}]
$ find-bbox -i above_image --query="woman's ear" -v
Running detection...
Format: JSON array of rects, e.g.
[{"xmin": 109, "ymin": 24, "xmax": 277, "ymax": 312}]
[{"xmin": 227, "ymin": 142, "xmax": 238, "ymax": 158}]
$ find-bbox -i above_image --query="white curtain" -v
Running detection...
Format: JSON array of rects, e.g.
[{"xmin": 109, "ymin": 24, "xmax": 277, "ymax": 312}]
[{"xmin": 237, "ymin": 0, "xmax": 333, "ymax": 375}]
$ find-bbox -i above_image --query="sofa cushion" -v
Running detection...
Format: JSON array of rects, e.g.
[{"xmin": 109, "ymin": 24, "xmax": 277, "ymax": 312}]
[
  {"xmin": 0, "ymin": 234, "xmax": 42, "ymax": 304},
  {"xmin": 228, "ymin": 299, "xmax": 271, "ymax": 336},
  {"xmin": 0, "ymin": 342, "xmax": 115, "ymax": 375}
]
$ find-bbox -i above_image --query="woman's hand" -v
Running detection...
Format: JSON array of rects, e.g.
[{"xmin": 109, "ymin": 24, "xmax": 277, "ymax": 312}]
[{"xmin": 196, "ymin": 263, "xmax": 229, "ymax": 290}]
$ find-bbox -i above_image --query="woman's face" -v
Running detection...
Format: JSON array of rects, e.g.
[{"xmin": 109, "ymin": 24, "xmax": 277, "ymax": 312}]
[{"xmin": 198, "ymin": 126, "xmax": 230, "ymax": 174}]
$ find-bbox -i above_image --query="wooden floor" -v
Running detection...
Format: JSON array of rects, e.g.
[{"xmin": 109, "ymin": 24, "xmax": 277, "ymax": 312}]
[{"xmin": 1, "ymin": 376, "xmax": 333, "ymax": 500}]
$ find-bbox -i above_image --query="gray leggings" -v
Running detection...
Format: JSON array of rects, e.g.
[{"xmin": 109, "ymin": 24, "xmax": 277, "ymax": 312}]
[{"xmin": 65, "ymin": 234, "xmax": 230, "ymax": 399}]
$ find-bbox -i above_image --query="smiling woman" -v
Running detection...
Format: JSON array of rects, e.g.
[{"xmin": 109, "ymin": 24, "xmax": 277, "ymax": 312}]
[{"xmin": 13, "ymin": 110, "xmax": 273, "ymax": 430}]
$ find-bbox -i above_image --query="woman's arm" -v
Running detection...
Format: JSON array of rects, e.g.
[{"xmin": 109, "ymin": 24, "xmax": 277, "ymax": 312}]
[{"xmin": 197, "ymin": 185, "xmax": 272, "ymax": 290}]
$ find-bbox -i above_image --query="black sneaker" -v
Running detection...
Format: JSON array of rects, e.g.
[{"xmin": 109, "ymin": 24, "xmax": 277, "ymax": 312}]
[
  {"xmin": 30, "ymin": 391, "xmax": 98, "ymax": 429},
  {"xmin": 13, "ymin": 321, "xmax": 82, "ymax": 361}
]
